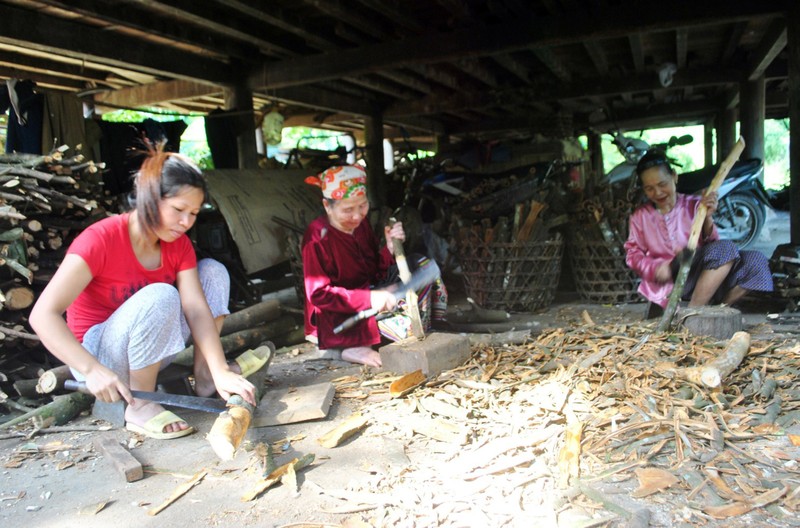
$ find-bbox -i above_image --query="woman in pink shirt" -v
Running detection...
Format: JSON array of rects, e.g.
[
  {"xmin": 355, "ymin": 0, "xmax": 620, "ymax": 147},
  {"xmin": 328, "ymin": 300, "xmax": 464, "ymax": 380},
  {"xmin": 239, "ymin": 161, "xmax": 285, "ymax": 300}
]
[{"xmin": 624, "ymin": 150, "xmax": 772, "ymax": 312}]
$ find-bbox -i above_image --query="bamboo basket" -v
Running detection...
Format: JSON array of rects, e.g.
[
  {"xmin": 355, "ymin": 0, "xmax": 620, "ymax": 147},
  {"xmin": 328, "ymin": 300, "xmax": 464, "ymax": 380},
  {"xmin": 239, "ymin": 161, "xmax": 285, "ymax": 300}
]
[
  {"xmin": 568, "ymin": 229, "xmax": 640, "ymax": 304},
  {"xmin": 457, "ymin": 233, "xmax": 564, "ymax": 312}
]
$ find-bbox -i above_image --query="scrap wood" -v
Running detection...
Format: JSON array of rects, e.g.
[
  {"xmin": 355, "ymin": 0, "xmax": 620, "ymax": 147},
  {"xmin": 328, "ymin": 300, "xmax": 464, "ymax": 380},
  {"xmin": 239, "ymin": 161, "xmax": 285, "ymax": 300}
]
[
  {"xmin": 389, "ymin": 369, "xmax": 426, "ymax": 398},
  {"xmin": 672, "ymin": 331, "xmax": 751, "ymax": 388},
  {"xmin": 558, "ymin": 415, "xmax": 583, "ymax": 488},
  {"xmin": 241, "ymin": 453, "xmax": 315, "ymax": 502},
  {"xmin": 317, "ymin": 412, "xmax": 368, "ymax": 448},
  {"xmin": 703, "ymin": 485, "xmax": 788, "ymax": 519},
  {"xmin": 147, "ymin": 469, "xmax": 208, "ymax": 516}
]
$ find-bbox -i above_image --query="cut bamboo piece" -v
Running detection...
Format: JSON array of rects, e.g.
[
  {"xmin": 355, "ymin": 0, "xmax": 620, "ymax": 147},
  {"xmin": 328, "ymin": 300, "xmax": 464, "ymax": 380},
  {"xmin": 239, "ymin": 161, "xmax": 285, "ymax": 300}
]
[
  {"xmin": 206, "ymin": 343, "xmax": 273, "ymax": 460},
  {"xmin": 240, "ymin": 453, "xmax": 315, "ymax": 502},
  {"xmin": 317, "ymin": 412, "xmax": 368, "ymax": 448},
  {"xmin": 389, "ymin": 369, "xmax": 426, "ymax": 398},
  {"xmin": 36, "ymin": 365, "xmax": 74, "ymax": 394},
  {"xmin": 389, "ymin": 218, "xmax": 424, "ymax": 340},
  {"xmin": 674, "ymin": 331, "xmax": 750, "ymax": 388},
  {"xmin": 558, "ymin": 416, "xmax": 583, "ymax": 489},
  {"xmin": 148, "ymin": 469, "xmax": 207, "ymax": 516}
]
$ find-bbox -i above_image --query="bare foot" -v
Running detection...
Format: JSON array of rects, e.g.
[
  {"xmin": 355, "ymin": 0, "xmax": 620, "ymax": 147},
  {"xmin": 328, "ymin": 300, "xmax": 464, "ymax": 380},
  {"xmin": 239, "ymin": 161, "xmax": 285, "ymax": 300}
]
[
  {"xmin": 193, "ymin": 361, "xmax": 240, "ymax": 398},
  {"xmin": 125, "ymin": 400, "xmax": 189, "ymax": 434},
  {"xmin": 341, "ymin": 346, "xmax": 382, "ymax": 367}
]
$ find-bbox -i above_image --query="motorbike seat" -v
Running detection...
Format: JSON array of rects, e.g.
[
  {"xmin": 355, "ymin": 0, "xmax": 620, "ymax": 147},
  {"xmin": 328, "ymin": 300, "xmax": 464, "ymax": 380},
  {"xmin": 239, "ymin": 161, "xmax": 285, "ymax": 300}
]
[{"xmin": 676, "ymin": 158, "xmax": 762, "ymax": 194}]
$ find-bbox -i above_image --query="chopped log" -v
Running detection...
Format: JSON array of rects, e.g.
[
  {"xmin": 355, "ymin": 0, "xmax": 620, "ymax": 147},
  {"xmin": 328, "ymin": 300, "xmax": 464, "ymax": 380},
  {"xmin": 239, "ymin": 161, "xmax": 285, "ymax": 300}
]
[
  {"xmin": 680, "ymin": 305, "xmax": 743, "ymax": 339},
  {"xmin": 13, "ymin": 378, "xmax": 39, "ymax": 398},
  {"xmin": 2, "ymin": 286, "xmax": 34, "ymax": 310},
  {"xmin": 658, "ymin": 137, "xmax": 745, "ymax": 332},
  {"xmin": 240, "ymin": 453, "xmax": 315, "ymax": 502},
  {"xmin": 173, "ymin": 315, "xmax": 296, "ymax": 366},
  {"xmin": 0, "ymin": 392, "xmax": 93, "ymax": 429},
  {"xmin": 674, "ymin": 331, "xmax": 750, "ymax": 388},
  {"xmin": 317, "ymin": 412, "xmax": 369, "ymax": 448},
  {"xmin": 36, "ymin": 365, "xmax": 74, "ymax": 394},
  {"xmin": 220, "ymin": 299, "xmax": 281, "ymax": 337},
  {"xmin": 206, "ymin": 343, "xmax": 274, "ymax": 460}
]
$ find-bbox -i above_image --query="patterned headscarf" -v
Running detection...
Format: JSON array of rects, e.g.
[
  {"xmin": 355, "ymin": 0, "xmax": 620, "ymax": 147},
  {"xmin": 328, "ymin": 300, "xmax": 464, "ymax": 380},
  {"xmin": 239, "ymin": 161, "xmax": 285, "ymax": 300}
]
[{"xmin": 305, "ymin": 165, "xmax": 368, "ymax": 200}]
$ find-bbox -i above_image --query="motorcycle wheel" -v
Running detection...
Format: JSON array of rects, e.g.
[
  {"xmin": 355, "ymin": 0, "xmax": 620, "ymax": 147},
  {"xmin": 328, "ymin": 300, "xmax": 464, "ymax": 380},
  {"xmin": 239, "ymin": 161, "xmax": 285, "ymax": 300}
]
[{"xmin": 712, "ymin": 192, "xmax": 766, "ymax": 249}]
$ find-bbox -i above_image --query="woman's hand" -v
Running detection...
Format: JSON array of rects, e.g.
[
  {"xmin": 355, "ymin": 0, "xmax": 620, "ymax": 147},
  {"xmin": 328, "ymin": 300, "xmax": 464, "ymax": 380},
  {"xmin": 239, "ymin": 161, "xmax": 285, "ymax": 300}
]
[
  {"xmin": 213, "ymin": 369, "xmax": 257, "ymax": 406},
  {"xmin": 655, "ymin": 262, "xmax": 672, "ymax": 284},
  {"xmin": 701, "ymin": 191, "xmax": 719, "ymax": 215},
  {"xmin": 84, "ymin": 364, "xmax": 133, "ymax": 405},
  {"xmin": 384, "ymin": 221, "xmax": 405, "ymax": 254},
  {"xmin": 370, "ymin": 289, "xmax": 397, "ymax": 313}
]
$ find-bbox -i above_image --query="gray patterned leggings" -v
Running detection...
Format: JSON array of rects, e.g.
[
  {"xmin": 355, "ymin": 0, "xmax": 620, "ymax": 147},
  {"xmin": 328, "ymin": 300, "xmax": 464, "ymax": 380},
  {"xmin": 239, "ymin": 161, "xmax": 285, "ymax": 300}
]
[{"xmin": 75, "ymin": 259, "xmax": 230, "ymax": 384}]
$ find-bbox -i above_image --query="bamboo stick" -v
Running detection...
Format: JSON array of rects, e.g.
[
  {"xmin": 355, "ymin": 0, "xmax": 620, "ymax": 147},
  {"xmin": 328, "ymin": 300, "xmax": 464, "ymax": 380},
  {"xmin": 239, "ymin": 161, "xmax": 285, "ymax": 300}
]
[
  {"xmin": 673, "ymin": 331, "xmax": 750, "ymax": 388},
  {"xmin": 657, "ymin": 137, "xmax": 746, "ymax": 332}
]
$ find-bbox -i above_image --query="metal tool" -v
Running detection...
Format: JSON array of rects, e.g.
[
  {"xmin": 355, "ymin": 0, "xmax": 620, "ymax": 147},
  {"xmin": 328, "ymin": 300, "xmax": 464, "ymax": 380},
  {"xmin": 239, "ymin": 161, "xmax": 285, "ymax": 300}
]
[
  {"xmin": 333, "ymin": 259, "xmax": 440, "ymax": 335},
  {"xmin": 64, "ymin": 380, "xmax": 228, "ymax": 413}
]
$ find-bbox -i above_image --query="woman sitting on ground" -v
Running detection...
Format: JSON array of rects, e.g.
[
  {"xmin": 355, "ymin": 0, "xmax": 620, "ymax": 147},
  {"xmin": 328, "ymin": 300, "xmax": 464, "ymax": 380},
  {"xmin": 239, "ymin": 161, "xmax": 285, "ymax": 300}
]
[
  {"xmin": 30, "ymin": 145, "xmax": 260, "ymax": 439},
  {"xmin": 624, "ymin": 149, "xmax": 773, "ymax": 312},
  {"xmin": 302, "ymin": 164, "xmax": 447, "ymax": 367}
]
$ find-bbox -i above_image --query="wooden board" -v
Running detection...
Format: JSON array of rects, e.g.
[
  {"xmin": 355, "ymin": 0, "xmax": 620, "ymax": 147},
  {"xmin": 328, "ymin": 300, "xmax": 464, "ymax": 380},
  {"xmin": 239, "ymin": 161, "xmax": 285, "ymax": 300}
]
[
  {"xmin": 251, "ymin": 382, "xmax": 335, "ymax": 427},
  {"xmin": 93, "ymin": 435, "xmax": 143, "ymax": 482}
]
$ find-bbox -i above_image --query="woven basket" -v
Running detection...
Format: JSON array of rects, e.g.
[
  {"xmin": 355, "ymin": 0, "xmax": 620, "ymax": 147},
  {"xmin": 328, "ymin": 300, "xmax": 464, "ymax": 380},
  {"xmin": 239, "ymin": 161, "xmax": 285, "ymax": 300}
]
[
  {"xmin": 568, "ymin": 232, "xmax": 640, "ymax": 304},
  {"xmin": 457, "ymin": 234, "xmax": 564, "ymax": 312}
]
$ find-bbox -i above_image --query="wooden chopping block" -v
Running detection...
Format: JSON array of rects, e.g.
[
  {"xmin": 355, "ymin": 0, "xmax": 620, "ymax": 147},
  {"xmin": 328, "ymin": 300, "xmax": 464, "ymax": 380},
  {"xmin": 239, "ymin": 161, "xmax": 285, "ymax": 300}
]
[
  {"xmin": 380, "ymin": 332, "xmax": 472, "ymax": 377},
  {"xmin": 680, "ymin": 305, "xmax": 743, "ymax": 340}
]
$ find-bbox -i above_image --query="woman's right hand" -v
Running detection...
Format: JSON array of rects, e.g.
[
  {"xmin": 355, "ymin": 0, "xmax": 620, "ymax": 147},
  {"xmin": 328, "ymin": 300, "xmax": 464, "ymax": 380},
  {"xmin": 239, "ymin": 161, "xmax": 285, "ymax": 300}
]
[
  {"xmin": 655, "ymin": 262, "xmax": 672, "ymax": 283},
  {"xmin": 370, "ymin": 289, "xmax": 397, "ymax": 313},
  {"xmin": 84, "ymin": 364, "xmax": 133, "ymax": 405}
]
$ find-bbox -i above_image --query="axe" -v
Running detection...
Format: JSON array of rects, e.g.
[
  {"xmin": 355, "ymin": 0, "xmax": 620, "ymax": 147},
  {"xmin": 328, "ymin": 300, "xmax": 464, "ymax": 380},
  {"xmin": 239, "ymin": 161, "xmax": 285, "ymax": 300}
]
[{"xmin": 333, "ymin": 259, "xmax": 440, "ymax": 335}]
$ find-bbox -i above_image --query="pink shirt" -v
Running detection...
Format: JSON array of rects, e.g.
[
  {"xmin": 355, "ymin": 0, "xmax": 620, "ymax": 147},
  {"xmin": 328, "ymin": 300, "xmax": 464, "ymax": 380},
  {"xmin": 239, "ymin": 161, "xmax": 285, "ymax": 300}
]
[
  {"xmin": 66, "ymin": 213, "xmax": 197, "ymax": 341},
  {"xmin": 624, "ymin": 193, "xmax": 718, "ymax": 307}
]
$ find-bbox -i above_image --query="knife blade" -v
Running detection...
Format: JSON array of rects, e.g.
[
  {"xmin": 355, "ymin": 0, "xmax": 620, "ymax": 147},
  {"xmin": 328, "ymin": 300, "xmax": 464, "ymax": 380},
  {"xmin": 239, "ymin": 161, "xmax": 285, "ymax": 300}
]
[
  {"xmin": 333, "ymin": 260, "xmax": 440, "ymax": 335},
  {"xmin": 64, "ymin": 380, "xmax": 228, "ymax": 413}
]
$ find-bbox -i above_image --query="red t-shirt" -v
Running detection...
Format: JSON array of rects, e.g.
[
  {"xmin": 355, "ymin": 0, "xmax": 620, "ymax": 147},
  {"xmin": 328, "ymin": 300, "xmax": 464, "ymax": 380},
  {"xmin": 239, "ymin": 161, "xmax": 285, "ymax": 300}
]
[
  {"xmin": 66, "ymin": 213, "xmax": 197, "ymax": 342},
  {"xmin": 302, "ymin": 215, "xmax": 393, "ymax": 350}
]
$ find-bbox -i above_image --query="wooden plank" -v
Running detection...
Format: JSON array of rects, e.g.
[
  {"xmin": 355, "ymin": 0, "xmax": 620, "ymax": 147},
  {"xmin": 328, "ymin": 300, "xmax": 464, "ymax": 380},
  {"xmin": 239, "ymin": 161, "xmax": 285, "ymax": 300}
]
[
  {"xmin": 251, "ymin": 382, "xmax": 335, "ymax": 427},
  {"xmin": 93, "ymin": 436, "xmax": 143, "ymax": 482}
]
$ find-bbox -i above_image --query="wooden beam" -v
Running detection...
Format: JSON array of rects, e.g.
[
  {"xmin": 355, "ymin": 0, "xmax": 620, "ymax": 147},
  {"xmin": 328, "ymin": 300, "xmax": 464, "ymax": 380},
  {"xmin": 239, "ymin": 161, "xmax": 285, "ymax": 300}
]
[
  {"xmin": 33, "ymin": 0, "xmax": 254, "ymax": 62},
  {"xmin": 789, "ymin": 3, "xmax": 800, "ymax": 244},
  {"xmin": 491, "ymin": 54, "xmax": 531, "ymax": 83},
  {"xmin": 303, "ymin": 0, "xmax": 389, "ymax": 40},
  {"xmin": 0, "ymin": 4, "xmax": 232, "ymax": 83},
  {"xmin": 584, "ymin": 40, "xmax": 609, "ymax": 75},
  {"xmin": 93, "ymin": 80, "xmax": 221, "ymax": 107},
  {"xmin": 748, "ymin": 19, "xmax": 788, "ymax": 81},
  {"xmin": 0, "ymin": 51, "xmax": 110, "ymax": 84},
  {"xmin": 386, "ymin": 67, "xmax": 739, "ymax": 117},
  {"xmin": 247, "ymin": 1, "xmax": 787, "ymax": 90},
  {"xmin": 127, "ymin": 0, "xmax": 295, "ymax": 57},
  {"xmin": 721, "ymin": 22, "xmax": 747, "ymax": 63},
  {"xmin": 456, "ymin": 58, "xmax": 499, "ymax": 87},
  {"xmin": 676, "ymin": 28, "xmax": 689, "ymax": 69},
  {"xmin": 533, "ymin": 48, "xmax": 571, "ymax": 82},
  {"xmin": 0, "ymin": 67, "xmax": 85, "ymax": 91},
  {"xmin": 629, "ymin": 34, "xmax": 645, "ymax": 72}
]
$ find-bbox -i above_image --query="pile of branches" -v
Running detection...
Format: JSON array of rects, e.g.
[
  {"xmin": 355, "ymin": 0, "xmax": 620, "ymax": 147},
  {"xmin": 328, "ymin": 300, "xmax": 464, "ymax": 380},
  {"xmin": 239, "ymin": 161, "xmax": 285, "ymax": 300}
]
[{"xmin": 0, "ymin": 146, "xmax": 110, "ymax": 410}]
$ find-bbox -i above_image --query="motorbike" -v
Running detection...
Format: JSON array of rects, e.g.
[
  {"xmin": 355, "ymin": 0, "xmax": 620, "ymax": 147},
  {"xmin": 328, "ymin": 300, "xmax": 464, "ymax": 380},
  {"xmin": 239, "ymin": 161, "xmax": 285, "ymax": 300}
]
[{"xmin": 600, "ymin": 131, "xmax": 770, "ymax": 249}]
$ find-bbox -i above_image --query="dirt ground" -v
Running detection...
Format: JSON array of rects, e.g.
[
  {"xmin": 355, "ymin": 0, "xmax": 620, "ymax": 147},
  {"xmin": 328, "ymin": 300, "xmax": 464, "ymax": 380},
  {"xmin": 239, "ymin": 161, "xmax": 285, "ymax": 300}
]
[{"xmin": 1, "ymin": 295, "xmax": 799, "ymax": 528}]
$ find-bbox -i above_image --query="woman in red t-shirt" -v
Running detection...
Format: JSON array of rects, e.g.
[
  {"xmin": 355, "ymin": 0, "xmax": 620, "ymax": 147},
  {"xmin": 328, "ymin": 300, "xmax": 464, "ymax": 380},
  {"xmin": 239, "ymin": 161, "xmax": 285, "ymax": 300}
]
[{"xmin": 30, "ymin": 145, "xmax": 257, "ymax": 439}]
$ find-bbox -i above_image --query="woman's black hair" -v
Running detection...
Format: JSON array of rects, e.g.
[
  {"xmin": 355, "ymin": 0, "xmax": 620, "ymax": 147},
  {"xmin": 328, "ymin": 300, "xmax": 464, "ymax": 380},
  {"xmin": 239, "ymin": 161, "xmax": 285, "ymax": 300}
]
[{"xmin": 636, "ymin": 148, "xmax": 675, "ymax": 177}]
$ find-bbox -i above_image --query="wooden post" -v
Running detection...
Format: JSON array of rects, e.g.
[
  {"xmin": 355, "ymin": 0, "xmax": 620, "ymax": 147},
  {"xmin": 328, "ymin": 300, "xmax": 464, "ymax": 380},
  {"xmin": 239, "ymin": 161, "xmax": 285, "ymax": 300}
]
[
  {"xmin": 703, "ymin": 118, "xmax": 715, "ymax": 167},
  {"xmin": 716, "ymin": 108, "xmax": 736, "ymax": 165},
  {"xmin": 740, "ymin": 74, "xmax": 766, "ymax": 164},
  {"xmin": 588, "ymin": 132, "xmax": 603, "ymax": 186},
  {"xmin": 223, "ymin": 81, "xmax": 258, "ymax": 170},
  {"xmin": 364, "ymin": 112, "xmax": 386, "ymax": 209},
  {"xmin": 789, "ymin": 3, "xmax": 800, "ymax": 245}
]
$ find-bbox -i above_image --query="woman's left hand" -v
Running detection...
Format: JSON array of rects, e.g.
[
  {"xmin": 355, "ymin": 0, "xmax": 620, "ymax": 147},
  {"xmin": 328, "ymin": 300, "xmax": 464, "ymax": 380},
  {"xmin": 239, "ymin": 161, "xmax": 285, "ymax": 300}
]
[
  {"xmin": 701, "ymin": 191, "xmax": 719, "ymax": 215},
  {"xmin": 384, "ymin": 221, "xmax": 405, "ymax": 253},
  {"xmin": 214, "ymin": 369, "xmax": 257, "ymax": 406}
]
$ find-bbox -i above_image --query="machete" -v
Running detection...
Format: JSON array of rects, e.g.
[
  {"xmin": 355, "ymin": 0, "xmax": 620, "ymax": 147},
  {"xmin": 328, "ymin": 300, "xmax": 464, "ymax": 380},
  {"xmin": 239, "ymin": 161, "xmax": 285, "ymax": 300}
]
[
  {"xmin": 64, "ymin": 379, "xmax": 228, "ymax": 413},
  {"xmin": 333, "ymin": 259, "xmax": 440, "ymax": 335}
]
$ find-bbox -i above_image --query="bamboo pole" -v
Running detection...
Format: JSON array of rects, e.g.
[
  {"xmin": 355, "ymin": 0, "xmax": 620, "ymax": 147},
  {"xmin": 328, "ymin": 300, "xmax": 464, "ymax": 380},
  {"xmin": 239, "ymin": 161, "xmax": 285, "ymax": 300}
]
[
  {"xmin": 657, "ymin": 137, "xmax": 746, "ymax": 332},
  {"xmin": 674, "ymin": 331, "xmax": 750, "ymax": 388}
]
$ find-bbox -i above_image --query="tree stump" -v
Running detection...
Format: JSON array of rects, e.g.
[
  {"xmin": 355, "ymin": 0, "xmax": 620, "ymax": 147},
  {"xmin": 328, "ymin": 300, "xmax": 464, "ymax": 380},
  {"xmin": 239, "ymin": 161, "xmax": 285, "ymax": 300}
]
[{"xmin": 680, "ymin": 306, "xmax": 743, "ymax": 340}]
